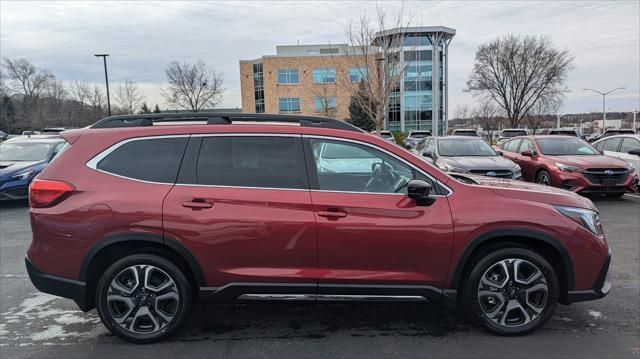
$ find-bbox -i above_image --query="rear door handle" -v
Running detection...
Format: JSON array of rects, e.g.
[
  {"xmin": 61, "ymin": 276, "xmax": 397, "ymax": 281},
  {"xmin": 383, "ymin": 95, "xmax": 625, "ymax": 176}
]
[
  {"xmin": 182, "ymin": 200, "xmax": 213, "ymax": 209},
  {"xmin": 317, "ymin": 209, "xmax": 347, "ymax": 218}
]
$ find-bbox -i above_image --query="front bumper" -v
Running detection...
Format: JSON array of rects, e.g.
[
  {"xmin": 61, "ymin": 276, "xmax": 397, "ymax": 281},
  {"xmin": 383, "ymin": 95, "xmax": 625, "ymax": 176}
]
[
  {"xmin": 552, "ymin": 171, "xmax": 638, "ymax": 194},
  {"xmin": 25, "ymin": 257, "xmax": 92, "ymax": 311},
  {"xmin": 565, "ymin": 254, "xmax": 612, "ymax": 303}
]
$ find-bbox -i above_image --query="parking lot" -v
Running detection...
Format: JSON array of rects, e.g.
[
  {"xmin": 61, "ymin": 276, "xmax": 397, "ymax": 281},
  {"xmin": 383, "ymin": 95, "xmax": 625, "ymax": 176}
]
[{"xmin": 0, "ymin": 195, "xmax": 637, "ymax": 358}]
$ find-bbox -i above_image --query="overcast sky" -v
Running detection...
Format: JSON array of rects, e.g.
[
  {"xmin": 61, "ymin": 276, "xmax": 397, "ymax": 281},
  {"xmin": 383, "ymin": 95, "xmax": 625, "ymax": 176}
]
[{"xmin": 1, "ymin": 0, "xmax": 639, "ymax": 114}]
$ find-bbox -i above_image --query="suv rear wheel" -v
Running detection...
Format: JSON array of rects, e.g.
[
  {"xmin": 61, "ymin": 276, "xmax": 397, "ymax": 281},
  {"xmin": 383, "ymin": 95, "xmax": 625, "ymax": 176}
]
[
  {"xmin": 95, "ymin": 254, "xmax": 193, "ymax": 343},
  {"xmin": 463, "ymin": 247, "xmax": 559, "ymax": 335}
]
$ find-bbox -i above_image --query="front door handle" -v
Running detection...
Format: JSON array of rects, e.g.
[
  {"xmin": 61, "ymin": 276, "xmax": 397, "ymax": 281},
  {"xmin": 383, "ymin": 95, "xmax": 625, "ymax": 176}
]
[
  {"xmin": 182, "ymin": 200, "xmax": 213, "ymax": 209},
  {"xmin": 317, "ymin": 209, "xmax": 347, "ymax": 218}
]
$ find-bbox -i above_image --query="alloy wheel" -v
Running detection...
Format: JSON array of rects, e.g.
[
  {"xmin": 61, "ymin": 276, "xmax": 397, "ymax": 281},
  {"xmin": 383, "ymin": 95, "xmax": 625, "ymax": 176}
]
[
  {"xmin": 477, "ymin": 258, "xmax": 548, "ymax": 328},
  {"xmin": 536, "ymin": 172, "xmax": 551, "ymax": 186},
  {"xmin": 106, "ymin": 265, "xmax": 180, "ymax": 334}
]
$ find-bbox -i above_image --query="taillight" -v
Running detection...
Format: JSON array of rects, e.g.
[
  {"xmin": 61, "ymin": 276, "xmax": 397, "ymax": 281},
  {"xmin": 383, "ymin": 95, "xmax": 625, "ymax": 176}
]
[{"xmin": 29, "ymin": 179, "xmax": 75, "ymax": 208}]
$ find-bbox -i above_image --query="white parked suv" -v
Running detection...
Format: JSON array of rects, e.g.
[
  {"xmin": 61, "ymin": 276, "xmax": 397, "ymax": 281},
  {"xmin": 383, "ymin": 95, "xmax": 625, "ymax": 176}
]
[{"xmin": 593, "ymin": 134, "xmax": 640, "ymax": 176}]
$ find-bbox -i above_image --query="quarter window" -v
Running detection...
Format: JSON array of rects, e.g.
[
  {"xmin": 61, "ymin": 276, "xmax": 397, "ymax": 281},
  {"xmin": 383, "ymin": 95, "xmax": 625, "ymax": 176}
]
[
  {"xmin": 312, "ymin": 68, "xmax": 336, "ymax": 84},
  {"xmin": 277, "ymin": 69, "xmax": 299, "ymax": 84},
  {"xmin": 195, "ymin": 136, "xmax": 306, "ymax": 189},
  {"xmin": 278, "ymin": 97, "xmax": 301, "ymax": 113},
  {"xmin": 96, "ymin": 137, "xmax": 188, "ymax": 183},
  {"xmin": 309, "ymin": 139, "xmax": 419, "ymax": 194}
]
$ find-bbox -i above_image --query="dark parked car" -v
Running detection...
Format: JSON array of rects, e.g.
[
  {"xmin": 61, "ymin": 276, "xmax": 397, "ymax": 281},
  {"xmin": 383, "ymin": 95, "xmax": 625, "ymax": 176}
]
[
  {"xmin": 499, "ymin": 135, "xmax": 638, "ymax": 196},
  {"xmin": 27, "ymin": 113, "xmax": 611, "ymax": 343},
  {"xmin": 548, "ymin": 128, "xmax": 580, "ymax": 137},
  {"xmin": 0, "ymin": 136, "xmax": 67, "ymax": 200},
  {"xmin": 403, "ymin": 130, "xmax": 432, "ymax": 149},
  {"xmin": 497, "ymin": 129, "xmax": 528, "ymax": 146},
  {"xmin": 41, "ymin": 127, "xmax": 73, "ymax": 134},
  {"xmin": 413, "ymin": 136, "xmax": 522, "ymax": 179},
  {"xmin": 451, "ymin": 129, "xmax": 479, "ymax": 137}
]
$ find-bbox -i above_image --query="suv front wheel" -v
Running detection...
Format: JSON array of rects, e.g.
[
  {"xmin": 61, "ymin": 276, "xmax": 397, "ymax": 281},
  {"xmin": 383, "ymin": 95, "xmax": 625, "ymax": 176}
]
[
  {"xmin": 95, "ymin": 254, "xmax": 193, "ymax": 343},
  {"xmin": 463, "ymin": 247, "xmax": 559, "ymax": 335}
]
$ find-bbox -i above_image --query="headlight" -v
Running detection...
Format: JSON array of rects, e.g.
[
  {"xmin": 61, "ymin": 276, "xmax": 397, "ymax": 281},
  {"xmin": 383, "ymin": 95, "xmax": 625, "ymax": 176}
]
[
  {"xmin": 627, "ymin": 162, "xmax": 636, "ymax": 172},
  {"xmin": 511, "ymin": 164, "xmax": 521, "ymax": 173},
  {"xmin": 555, "ymin": 206, "xmax": 604, "ymax": 237},
  {"xmin": 439, "ymin": 162, "xmax": 467, "ymax": 173},
  {"xmin": 10, "ymin": 171, "xmax": 33, "ymax": 181},
  {"xmin": 555, "ymin": 162, "xmax": 581, "ymax": 172}
]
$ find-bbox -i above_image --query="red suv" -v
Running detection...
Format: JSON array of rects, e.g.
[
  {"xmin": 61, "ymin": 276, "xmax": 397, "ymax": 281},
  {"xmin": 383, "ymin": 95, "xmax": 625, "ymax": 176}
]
[
  {"xmin": 27, "ymin": 114, "xmax": 611, "ymax": 343},
  {"xmin": 499, "ymin": 135, "xmax": 638, "ymax": 197}
]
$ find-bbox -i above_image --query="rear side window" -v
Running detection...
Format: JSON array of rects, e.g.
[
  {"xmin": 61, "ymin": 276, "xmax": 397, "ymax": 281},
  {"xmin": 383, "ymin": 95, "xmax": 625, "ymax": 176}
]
[
  {"xmin": 195, "ymin": 136, "xmax": 306, "ymax": 189},
  {"xmin": 620, "ymin": 138, "xmax": 640, "ymax": 153},
  {"xmin": 96, "ymin": 137, "xmax": 188, "ymax": 183}
]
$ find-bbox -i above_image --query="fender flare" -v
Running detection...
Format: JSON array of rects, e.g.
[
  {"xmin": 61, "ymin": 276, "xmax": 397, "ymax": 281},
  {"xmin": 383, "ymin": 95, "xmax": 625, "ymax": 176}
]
[
  {"xmin": 78, "ymin": 233, "xmax": 205, "ymax": 286},
  {"xmin": 449, "ymin": 228, "xmax": 574, "ymax": 291}
]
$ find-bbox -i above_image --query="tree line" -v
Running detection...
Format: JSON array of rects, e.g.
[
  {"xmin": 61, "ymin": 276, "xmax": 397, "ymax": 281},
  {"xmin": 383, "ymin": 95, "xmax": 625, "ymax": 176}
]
[{"xmin": 0, "ymin": 58, "xmax": 225, "ymax": 133}]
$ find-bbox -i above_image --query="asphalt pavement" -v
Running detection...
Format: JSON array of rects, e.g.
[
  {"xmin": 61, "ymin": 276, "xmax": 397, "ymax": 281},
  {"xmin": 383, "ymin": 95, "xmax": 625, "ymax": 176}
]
[{"xmin": 1, "ymin": 195, "xmax": 639, "ymax": 358}]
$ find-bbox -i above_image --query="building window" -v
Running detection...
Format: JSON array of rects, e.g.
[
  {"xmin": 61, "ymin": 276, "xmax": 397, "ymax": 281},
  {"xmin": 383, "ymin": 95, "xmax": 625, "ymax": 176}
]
[
  {"xmin": 279, "ymin": 97, "xmax": 301, "ymax": 113},
  {"xmin": 252, "ymin": 63, "xmax": 264, "ymax": 113},
  {"xmin": 312, "ymin": 68, "xmax": 336, "ymax": 84},
  {"xmin": 349, "ymin": 67, "xmax": 369, "ymax": 82},
  {"xmin": 404, "ymin": 35, "xmax": 431, "ymax": 47},
  {"xmin": 314, "ymin": 96, "xmax": 337, "ymax": 112},
  {"xmin": 277, "ymin": 69, "xmax": 299, "ymax": 85},
  {"xmin": 319, "ymin": 48, "xmax": 339, "ymax": 55}
]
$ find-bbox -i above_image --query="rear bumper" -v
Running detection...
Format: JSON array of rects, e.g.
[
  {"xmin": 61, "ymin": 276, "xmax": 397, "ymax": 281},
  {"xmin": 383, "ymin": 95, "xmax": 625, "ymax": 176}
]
[
  {"xmin": 565, "ymin": 254, "xmax": 612, "ymax": 303},
  {"xmin": 25, "ymin": 257, "xmax": 92, "ymax": 311}
]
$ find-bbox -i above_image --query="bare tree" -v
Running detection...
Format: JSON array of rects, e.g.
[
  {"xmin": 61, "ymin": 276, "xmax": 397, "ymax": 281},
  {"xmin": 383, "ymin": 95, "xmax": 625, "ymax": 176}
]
[
  {"xmin": 86, "ymin": 85, "xmax": 106, "ymax": 114},
  {"xmin": 162, "ymin": 61, "xmax": 224, "ymax": 112},
  {"xmin": 523, "ymin": 94, "xmax": 563, "ymax": 134},
  {"xmin": 343, "ymin": 6, "xmax": 411, "ymax": 134},
  {"xmin": 42, "ymin": 79, "xmax": 68, "ymax": 125},
  {"xmin": 2, "ymin": 58, "xmax": 55, "ymax": 127},
  {"xmin": 473, "ymin": 96, "xmax": 503, "ymax": 141},
  {"xmin": 69, "ymin": 80, "xmax": 90, "ymax": 107},
  {"xmin": 115, "ymin": 79, "xmax": 145, "ymax": 114},
  {"xmin": 466, "ymin": 34, "xmax": 574, "ymax": 127}
]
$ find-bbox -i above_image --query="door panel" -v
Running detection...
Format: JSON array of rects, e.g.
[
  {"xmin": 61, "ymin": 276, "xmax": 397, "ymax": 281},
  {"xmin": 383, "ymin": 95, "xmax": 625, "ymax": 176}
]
[{"xmin": 312, "ymin": 192, "xmax": 454, "ymax": 287}]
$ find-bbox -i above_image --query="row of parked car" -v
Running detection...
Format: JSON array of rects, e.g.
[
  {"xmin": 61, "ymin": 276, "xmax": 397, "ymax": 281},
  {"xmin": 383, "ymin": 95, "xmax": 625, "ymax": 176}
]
[{"xmin": 399, "ymin": 129, "xmax": 639, "ymax": 197}]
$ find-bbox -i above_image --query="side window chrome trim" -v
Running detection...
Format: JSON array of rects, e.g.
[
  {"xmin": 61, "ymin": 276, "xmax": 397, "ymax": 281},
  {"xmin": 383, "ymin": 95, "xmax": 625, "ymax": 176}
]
[
  {"xmin": 85, "ymin": 134, "xmax": 191, "ymax": 184},
  {"xmin": 303, "ymin": 135, "xmax": 453, "ymax": 196},
  {"xmin": 174, "ymin": 183, "xmax": 309, "ymax": 192}
]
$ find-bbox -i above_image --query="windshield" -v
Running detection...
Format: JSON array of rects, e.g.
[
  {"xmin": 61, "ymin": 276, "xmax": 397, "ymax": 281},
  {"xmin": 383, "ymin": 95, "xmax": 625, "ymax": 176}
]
[
  {"xmin": 537, "ymin": 138, "xmax": 599, "ymax": 156},
  {"xmin": 0, "ymin": 142, "xmax": 53, "ymax": 161},
  {"xmin": 438, "ymin": 138, "xmax": 498, "ymax": 157},
  {"xmin": 501, "ymin": 130, "xmax": 527, "ymax": 138}
]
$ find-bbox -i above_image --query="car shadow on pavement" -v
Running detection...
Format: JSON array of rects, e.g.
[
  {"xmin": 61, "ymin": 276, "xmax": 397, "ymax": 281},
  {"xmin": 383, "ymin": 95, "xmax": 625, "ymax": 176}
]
[{"xmin": 149, "ymin": 302, "xmax": 472, "ymax": 342}]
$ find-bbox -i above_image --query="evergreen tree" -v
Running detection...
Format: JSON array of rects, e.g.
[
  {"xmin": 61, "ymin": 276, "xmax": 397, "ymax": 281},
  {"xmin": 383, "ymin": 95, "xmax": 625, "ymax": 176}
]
[
  {"xmin": 153, "ymin": 104, "xmax": 162, "ymax": 113},
  {"xmin": 139, "ymin": 102, "xmax": 151, "ymax": 114},
  {"xmin": 0, "ymin": 95, "xmax": 17, "ymax": 133},
  {"xmin": 347, "ymin": 82, "xmax": 376, "ymax": 132}
]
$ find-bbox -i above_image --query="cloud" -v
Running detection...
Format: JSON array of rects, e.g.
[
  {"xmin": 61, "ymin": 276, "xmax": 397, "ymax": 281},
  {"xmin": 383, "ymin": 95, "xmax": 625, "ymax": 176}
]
[{"xmin": 1, "ymin": 0, "xmax": 638, "ymax": 113}]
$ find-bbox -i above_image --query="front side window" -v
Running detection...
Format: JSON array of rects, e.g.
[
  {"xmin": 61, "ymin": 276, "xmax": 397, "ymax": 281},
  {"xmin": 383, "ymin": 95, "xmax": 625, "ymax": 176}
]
[
  {"xmin": 503, "ymin": 139, "xmax": 522, "ymax": 153},
  {"xmin": 537, "ymin": 138, "xmax": 599, "ymax": 156},
  {"xmin": 312, "ymin": 68, "xmax": 336, "ymax": 84},
  {"xmin": 519, "ymin": 139, "xmax": 535, "ymax": 153},
  {"xmin": 313, "ymin": 96, "xmax": 337, "ymax": 112},
  {"xmin": 349, "ymin": 67, "xmax": 369, "ymax": 82},
  {"xmin": 620, "ymin": 138, "xmax": 640, "ymax": 153},
  {"xmin": 310, "ymin": 139, "xmax": 416, "ymax": 194},
  {"xmin": 96, "ymin": 137, "xmax": 188, "ymax": 183},
  {"xmin": 277, "ymin": 69, "xmax": 299, "ymax": 84},
  {"xmin": 196, "ymin": 136, "xmax": 306, "ymax": 189},
  {"xmin": 278, "ymin": 97, "xmax": 301, "ymax": 113}
]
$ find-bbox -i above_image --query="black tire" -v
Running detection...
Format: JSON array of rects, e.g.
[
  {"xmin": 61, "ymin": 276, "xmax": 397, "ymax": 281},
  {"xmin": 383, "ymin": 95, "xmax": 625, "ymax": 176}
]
[
  {"xmin": 462, "ymin": 247, "xmax": 559, "ymax": 336},
  {"xmin": 536, "ymin": 170, "xmax": 552, "ymax": 186},
  {"xmin": 95, "ymin": 254, "xmax": 193, "ymax": 343},
  {"xmin": 605, "ymin": 192, "xmax": 625, "ymax": 198}
]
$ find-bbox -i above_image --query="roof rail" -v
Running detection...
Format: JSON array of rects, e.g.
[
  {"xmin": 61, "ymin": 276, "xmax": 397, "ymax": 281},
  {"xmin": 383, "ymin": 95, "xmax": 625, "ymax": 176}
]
[{"xmin": 90, "ymin": 112, "xmax": 364, "ymax": 133}]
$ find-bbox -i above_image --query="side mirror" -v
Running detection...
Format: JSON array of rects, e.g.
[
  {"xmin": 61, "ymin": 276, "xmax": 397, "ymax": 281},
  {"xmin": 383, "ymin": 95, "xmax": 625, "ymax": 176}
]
[
  {"xmin": 423, "ymin": 149, "xmax": 434, "ymax": 158},
  {"xmin": 629, "ymin": 149, "xmax": 640, "ymax": 156},
  {"xmin": 407, "ymin": 179, "xmax": 436, "ymax": 206},
  {"xmin": 496, "ymin": 150, "xmax": 504, "ymax": 156},
  {"xmin": 521, "ymin": 149, "xmax": 535, "ymax": 158}
]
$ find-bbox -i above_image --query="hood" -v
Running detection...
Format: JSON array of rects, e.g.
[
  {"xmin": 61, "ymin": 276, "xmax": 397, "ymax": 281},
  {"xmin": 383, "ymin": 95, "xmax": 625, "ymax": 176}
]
[
  {"xmin": 456, "ymin": 174, "xmax": 596, "ymax": 211},
  {"xmin": 0, "ymin": 160, "xmax": 45, "ymax": 178},
  {"xmin": 546, "ymin": 155, "xmax": 630, "ymax": 169},
  {"xmin": 440, "ymin": 156, "xmax": 517, "ymax": 170}
]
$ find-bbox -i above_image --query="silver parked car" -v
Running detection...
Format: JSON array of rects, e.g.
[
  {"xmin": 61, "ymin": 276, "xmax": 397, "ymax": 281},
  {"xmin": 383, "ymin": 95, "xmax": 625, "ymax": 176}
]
[
  {"xmin": 592, "ymin": 134, "xmax": 640, "ymax": 176},
  {"xmin": 403, "ymin": 130, "xmax": 432, "ymax": 149},
  {"xmin": 413, "ymin": 136, "xmax": 522, "ymax": 179}
]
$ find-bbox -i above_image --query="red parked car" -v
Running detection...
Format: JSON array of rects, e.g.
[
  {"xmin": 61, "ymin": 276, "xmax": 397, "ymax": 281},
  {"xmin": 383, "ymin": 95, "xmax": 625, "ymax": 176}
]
[
  {"xmin": 499, "ymin": 135, "xmax": 638, "ymax": 197},
  {"xmin": 27, "ymin": 114, "xmax": 611, "ymax": 343}
]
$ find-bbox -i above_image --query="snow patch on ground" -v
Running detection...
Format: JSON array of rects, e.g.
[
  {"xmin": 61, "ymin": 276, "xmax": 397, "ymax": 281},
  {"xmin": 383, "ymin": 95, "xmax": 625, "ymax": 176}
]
[{"xmin": 588, "ymin": 310, "xmax": 602, "ymax": 319}]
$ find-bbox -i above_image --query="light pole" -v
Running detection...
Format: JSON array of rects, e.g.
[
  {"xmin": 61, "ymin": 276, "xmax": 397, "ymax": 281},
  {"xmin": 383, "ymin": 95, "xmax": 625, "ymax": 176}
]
[
  {"xmin": 94, "ymin": 54, "xmax": 112, "ymax": 116},
  {"xmin": 583, "ymin": 87, "xmax": 625, "ymax": 131}
]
